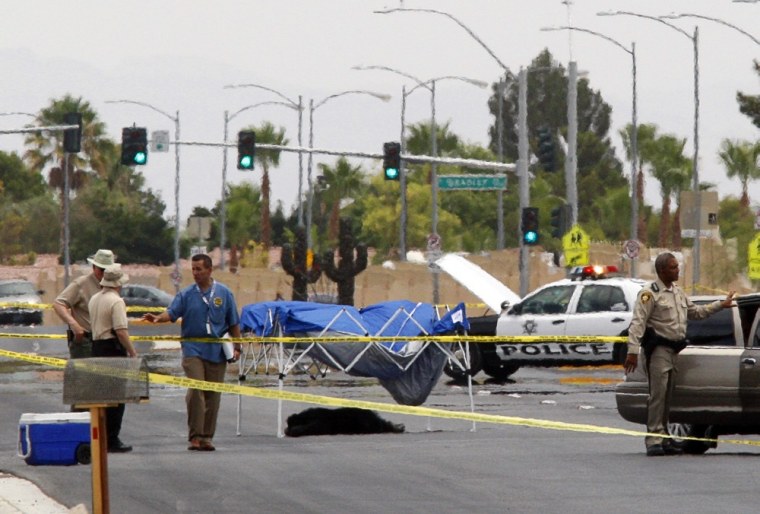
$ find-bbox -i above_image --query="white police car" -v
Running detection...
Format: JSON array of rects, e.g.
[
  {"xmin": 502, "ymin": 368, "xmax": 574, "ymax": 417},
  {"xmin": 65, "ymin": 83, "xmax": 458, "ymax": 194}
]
[
  {"xmin": 438, "ymin": 259, "xmax": 646, "ymax": 381},
  {"xmin": 494, "ymin": 265, "xmax": 646, "ymax": 369}
]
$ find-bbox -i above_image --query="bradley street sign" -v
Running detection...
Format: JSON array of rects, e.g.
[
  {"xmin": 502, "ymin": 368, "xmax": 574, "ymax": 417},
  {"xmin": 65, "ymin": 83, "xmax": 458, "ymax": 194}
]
[{"xmin": 437, "ymin": 174, "xmax": 507, "ymax": 191}]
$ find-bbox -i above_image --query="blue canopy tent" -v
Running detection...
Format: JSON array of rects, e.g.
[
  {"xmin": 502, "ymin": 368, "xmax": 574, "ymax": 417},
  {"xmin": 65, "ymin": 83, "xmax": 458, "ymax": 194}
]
[{"xmin": 237, "ymin": 300, "xmax": 471, "ymax": 435}]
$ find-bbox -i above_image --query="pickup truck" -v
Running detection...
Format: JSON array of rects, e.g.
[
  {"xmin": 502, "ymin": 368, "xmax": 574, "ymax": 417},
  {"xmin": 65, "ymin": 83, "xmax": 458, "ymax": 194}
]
[{"xmin": 616, "ymin": 292, "xmax": 760, "ymax": 454}]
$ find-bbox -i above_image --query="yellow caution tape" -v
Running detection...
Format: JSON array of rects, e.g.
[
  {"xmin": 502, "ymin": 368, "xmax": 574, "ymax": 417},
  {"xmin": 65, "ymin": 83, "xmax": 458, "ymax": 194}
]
[{"xmin": 1, "ymin": 347, "xmax": 758, "ymax": 449}]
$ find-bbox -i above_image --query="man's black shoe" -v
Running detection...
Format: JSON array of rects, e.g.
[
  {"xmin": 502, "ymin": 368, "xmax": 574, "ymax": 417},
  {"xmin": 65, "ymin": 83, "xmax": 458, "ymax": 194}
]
[
  {"xmin": 108, "ymin": 440, "xmax": 133, "ymax": 453},
  {"xmin": 646, "ymin": 444, "xmax": 665, "ymax": 456}
]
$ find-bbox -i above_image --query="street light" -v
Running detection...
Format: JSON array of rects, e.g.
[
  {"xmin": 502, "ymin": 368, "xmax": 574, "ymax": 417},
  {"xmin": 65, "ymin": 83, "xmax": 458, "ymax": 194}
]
[
  {"xmin": 352, "ymin": 65, "xmax": 487, "ymax": 263},
  {"xmin": 541, "ymin": 26, "xmax": 640, "ymax": 277},
  {"xmin": 661, "ymin": 13, "xmax": 760, "ymax": 46},
  {"xmin": 221, "ymin": 101, "xmax": 301, "ymax": 270},
  {"xmin": 224, "ymin": 83, "xmax": 305, "ymax": 226},
  {"xmin": 597, "ymin": 10, "xmax": 702, "ymax": 293},
  {"xmin": 305, "ymin": 89, "xmax": 391, "ymax": 249},
  {"xmin": 105, "ymin": 99, "xmax": 182, "ymax": 293},
  {"xmin": 375, "ymin": 6, "xmax": 534, "ymax": 296}
]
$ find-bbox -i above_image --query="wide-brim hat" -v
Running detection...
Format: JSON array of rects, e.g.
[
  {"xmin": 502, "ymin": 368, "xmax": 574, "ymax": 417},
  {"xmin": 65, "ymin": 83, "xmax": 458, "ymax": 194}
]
[
  {"xmin": 100, "ymin": 264, "xmax": 128, "ymax": 287},
  {"xmin": 87, "ymin": 249, "xmax": 115, "ymax": 269}
]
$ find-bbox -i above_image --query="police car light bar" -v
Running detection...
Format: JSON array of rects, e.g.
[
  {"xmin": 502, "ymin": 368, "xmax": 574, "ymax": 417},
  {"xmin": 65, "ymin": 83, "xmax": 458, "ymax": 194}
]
[{"xmin": 569, "ymin": 265, "xmax": 619, "ymax": 280}]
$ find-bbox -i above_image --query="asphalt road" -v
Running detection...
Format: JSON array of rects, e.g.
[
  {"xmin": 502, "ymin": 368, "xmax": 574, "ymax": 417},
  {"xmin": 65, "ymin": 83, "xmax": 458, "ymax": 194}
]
[{"xmin": 2, "ymin": 326, "xmax": 760, "ymax": 513}]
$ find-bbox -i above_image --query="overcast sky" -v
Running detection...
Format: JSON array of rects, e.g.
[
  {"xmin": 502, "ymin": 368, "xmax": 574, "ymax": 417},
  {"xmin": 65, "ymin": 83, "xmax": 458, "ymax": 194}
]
[{"xmin": 1, "ymin": 0, "xmax": 759, "ymax": 230}]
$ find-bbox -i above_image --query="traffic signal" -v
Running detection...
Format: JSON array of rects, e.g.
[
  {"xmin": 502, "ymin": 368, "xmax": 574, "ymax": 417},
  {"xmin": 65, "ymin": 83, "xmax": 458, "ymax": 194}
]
[
  {"xmin": 550, "ymin": 204, "xmax": 570, "ymax": 239},
  {"xmin": 237, "ymin": 130, "xmax": 256, "ymax": 170},
  {"xmin": 383, "ymin": 142, "xmax": 401, "ymax": 180},
  {"xmin": 521, "ymin": 207, "xmax": 539, "ymax": 245},
  {"xmin": 120, "ymin": 127, "xmax": 148, "ymax": 165},
  {"xmin": 537, "ymin": 127, "xmax": 555, "ymax": 172},
  {"xmin": 63, "ymin": 112, "xmax": 82, "ymax": 153}
]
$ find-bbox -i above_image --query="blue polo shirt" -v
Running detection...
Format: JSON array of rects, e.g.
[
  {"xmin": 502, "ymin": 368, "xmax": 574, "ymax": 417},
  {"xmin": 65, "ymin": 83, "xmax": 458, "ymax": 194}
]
[{"xmin": 167, "ymin": 280, "xmax": 240, "ymax": 363}]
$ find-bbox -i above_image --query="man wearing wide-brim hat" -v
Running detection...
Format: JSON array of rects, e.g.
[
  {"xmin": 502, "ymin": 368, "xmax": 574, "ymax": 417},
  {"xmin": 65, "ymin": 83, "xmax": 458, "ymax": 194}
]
[
  {"xmin": 53, "ymin": 249, "xmax": 115, "ymax": 359},
  {"xmin": 89, "ymin": 263, "xmax": 137, "ymax": 453}
]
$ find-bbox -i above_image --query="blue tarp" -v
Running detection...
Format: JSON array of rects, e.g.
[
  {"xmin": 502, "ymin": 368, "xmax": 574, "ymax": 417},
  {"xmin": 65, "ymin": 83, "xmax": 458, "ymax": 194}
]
[{"xmin": 239, "ymin": 300, "xmax": 469, "ymax": 405}]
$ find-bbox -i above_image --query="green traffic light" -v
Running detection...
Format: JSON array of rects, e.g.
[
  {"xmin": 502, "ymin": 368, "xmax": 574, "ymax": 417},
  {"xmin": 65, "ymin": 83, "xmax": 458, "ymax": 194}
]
[
  {"xmin": 239, "ymin": 155, "xmax": 253, "ymax": 169},
  {"xmin": 384, "ymin": 167, "xmax": 399, "ymax": 180},
  {"xmin": 523, "ymin": 230, "xmax": 538, "ymax": 245},
  {"xmin": 133, "ymin": 152, "xmax": 147, "ymax": 165}
]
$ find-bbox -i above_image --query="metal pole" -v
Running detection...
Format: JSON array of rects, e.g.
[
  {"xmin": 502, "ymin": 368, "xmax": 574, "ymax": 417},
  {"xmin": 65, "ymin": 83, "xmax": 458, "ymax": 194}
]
[
  {"xmin": 399, "ymin": 85, "xmax": 408, "ymax": 261},
  {"xmin": 567, "ymin": 62, "xmax": 578, "ymax": 225},
  {"xmin": 173, "ymin": 112, "xmax": 181, "ymax": 293},
  {"xmin": 297, "ymin": 95, "xmax": 304, "ymax": 227},
  {"xmin": 496, "ymin": 76, "xmax": 505, "ymax": 250},
  {"xmin": 63, "ymin": 152, "xmax": 71, "ymax": 286},
  {"xmin": 630, "ymin": 43, "xmax": 639, "ymax": 277},
  {"xmin": 518, "ymin": 69, "xmax": 530, "ymax": 297},
  {"xmin": 306, "ymin": 99, "xmax": 314, "ymax": 249},
  {"xmin": 430, "ymin": 81, "xmax": 440, "ymax": 305},
  {"xmin": 692, "ymin": 27, "xmax": 701, "ymax": 293},
  {"xmin": 220, "ymin": 110, "xmax": 229, "ymax": 271}
]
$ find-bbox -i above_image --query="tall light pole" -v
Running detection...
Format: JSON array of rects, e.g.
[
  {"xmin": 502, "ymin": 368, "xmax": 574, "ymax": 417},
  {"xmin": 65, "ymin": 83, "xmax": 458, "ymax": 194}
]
[
  {"xmin": 662, "ymin": 13, "xmax": 760, "ymax": 45},
  {"xmin": 224, "ymin": 83, "xmax": 304, "ymax": 225},
  {"xmin": 598, "ymin": 11, "xmax": 701, "ymax": 293},
  {"xmin": 221, "ymin": 101, "xmax": 300, "ymax": 270},
  {"xmin": 352, "ymin": 65, "xmax": 487, "ymax": 262},
  {"xmin": 542, "ymin": 26, "xmax": 639, "ymax": 277},
  {"xmin": 106, "ymin": 100, "xmax": 182, "ymax": 292},
  {"xmin": 374, "ymin": 7, "xmax": 532, "ymax": 296},
  {"xmin": 305, "ymin": 90, "xmax": 391, "ymax": 249}
]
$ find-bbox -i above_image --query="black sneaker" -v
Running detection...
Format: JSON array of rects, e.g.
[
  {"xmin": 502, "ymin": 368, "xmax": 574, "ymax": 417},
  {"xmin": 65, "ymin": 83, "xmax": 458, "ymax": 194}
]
[
  {"xmin": 108, "ymin": 439, "xmax": 133, "ymax": 453},
  {"xmin": 662, "ymin": 443, "xmax": 683, "ymax": 455},
  {"xmin": 646, "ymin": 444, "xmax": 665, "ymax": 456}
]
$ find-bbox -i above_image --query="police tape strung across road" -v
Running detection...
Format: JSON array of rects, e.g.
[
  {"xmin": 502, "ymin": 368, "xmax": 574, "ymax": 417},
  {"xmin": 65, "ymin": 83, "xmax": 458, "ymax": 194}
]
[
  {"xmin": 2, "ymin": 347, "xmax": 759, "ymax": 450},
  {"xmin": 0, "ymin": 331, "xmax": 627, "ymax": 344}
]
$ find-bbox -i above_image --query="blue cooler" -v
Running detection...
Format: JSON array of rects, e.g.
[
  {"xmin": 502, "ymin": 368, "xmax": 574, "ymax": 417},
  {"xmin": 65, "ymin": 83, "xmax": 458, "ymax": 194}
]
[{"xmin": 17, "ymin": 412, "xmax": 91, "ymax": 465}]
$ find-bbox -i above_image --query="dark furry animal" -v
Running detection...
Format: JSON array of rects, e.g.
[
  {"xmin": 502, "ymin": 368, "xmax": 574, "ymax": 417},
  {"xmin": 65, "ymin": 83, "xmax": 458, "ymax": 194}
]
[{"xmin": 284, "ymin": 407, "xmax": 405, "ymax": 437}]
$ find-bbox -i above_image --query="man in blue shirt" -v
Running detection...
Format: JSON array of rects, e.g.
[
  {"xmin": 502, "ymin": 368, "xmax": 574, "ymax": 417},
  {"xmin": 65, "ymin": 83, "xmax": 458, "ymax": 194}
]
[{"xmin": 143, "ymin": 254, "xmax": 241, "ymax": 451}]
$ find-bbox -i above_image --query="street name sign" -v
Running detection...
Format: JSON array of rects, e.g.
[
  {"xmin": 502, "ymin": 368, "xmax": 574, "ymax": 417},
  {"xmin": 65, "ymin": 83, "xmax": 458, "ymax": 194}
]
[{"xmin": 437, "ymin": 174, "xmax": 507, "ymax": 191}]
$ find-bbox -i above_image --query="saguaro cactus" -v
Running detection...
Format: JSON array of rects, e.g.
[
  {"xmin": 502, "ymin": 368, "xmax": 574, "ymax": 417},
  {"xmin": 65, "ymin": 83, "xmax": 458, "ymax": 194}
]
[
  {"xmin": 281, "ymin": 226, "xmax": 321, "ymax": 301},
  {"xmin": 322, "ymin": 217, "xmax": 368, "ymax": 306}
]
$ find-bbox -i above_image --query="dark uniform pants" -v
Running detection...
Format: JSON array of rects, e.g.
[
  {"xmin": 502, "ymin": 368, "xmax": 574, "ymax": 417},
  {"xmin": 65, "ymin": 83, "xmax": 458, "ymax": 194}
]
[{"xmin": 92, "ymin": 338, "xmax": 127, "ymax": 444}]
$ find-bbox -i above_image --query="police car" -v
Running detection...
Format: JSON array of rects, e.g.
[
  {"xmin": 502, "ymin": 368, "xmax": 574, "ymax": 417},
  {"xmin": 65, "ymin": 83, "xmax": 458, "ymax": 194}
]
[{"xmin": 439, "ymin": 260, "xmax": 646, "ymax": 380}]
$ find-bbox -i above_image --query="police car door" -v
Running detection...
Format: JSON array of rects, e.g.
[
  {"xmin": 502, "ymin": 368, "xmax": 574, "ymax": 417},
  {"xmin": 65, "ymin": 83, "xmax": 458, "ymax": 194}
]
[
  {"xmin": 563, "ymin": 284, "xmax": 630, "ymax": 363},
  {"xmin": 495, "ymin": 284, "xmax": 577, "ymax": 363}
]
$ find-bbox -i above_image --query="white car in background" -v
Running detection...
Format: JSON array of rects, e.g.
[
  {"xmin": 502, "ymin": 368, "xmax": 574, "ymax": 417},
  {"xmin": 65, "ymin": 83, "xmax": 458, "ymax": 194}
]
[{"xmin": 437, "ymin": 255, "xmax": 645, "ymax": 380}]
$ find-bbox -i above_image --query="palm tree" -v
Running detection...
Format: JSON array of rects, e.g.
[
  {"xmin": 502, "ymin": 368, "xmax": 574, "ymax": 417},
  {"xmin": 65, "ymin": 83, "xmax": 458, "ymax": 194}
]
[
  {"xmin": 619, "ymin": 123, "xmax": 658, "ymax": 241},
  {"xmin": 22, "ymin": 95, "xmax": 108, "ymax": 253},
  {"xmin": 718, "ymin": 139, "xmax": 760, "ymax": 209},
  {"xmin": 245, "ymin": 121, "xmax": 288, "ymax": 248},
  {"xmin": 317, "ymin": 157, "xmax": 365, "ymax": 242},
  {"xmin": 647, "ymin": 134, "xmax": 689, "ymax": 248}
]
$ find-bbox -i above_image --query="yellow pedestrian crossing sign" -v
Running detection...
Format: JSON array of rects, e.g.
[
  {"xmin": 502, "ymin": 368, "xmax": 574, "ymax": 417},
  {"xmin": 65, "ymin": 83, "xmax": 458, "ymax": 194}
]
[
  {"xmin": 562, "ymin": 224, "xmax": 589, "ymax": 267},
  {"xmin": 748, "ymin": 233, "xmax": 760, "ymax": 280}
]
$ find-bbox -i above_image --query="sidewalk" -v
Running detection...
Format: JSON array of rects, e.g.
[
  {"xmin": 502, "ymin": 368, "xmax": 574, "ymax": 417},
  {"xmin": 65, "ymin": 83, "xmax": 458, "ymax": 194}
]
[{"xmin": 0, "ymin": 473, "xmax": 85, "ymax": 514}]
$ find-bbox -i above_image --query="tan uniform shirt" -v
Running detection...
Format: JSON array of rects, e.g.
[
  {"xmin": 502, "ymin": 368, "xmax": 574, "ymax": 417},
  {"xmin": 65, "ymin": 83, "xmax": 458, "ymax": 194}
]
[
  {"xmin": 55, "ymin": 273, "xmax": 101, "ymax": 332},
  {"xmin": 88, "ymin": 289, "xmax": 129, "ymax": 341},
  {"xmin": 627, "ymin": 278, "xmax": 722, "ymax": 355}
]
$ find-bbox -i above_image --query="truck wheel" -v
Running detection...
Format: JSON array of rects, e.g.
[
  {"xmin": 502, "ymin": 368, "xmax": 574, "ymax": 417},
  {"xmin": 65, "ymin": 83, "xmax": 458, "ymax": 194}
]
[
  {"xmin": 482, "ymin": 360, "xmax": 520, "ymax": 381},
  {"xmin": 443, "ymin": 343, "xmax": 482, "ymax": 381},
  {"xmin": 678, "ymin": 424, "xmax": 717, "ymax": 455},
  {"xmin": 76, "ymin": 443, "xmax": 91, "ymax": 465}
]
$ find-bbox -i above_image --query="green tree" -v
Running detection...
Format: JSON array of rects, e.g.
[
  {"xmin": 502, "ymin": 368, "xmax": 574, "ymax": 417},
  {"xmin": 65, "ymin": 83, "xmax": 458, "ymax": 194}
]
[
  {"xmin": 646, "ymin": 134, "xmax": 690, "ymax": 247},
  {"xmin": 619, "ymin": 123, "xmax": 658, "ymax": 241},
  {"xmin": 737, "ymin": 60, "xmax": 760, "ymax": 130},
  {"xmin": 317, "ymin": 157, "xmax": 366, "ymax": 243},
  {"xmin": 22, "ymin": 95, "xmax": 109, "ymax": 257},
  {"xmin": 245, "ymin": 121, "xmax": 288, "ymax": 248},
  {"xmin": 224, "ymin": 182, "xmax": 262, "ymax": 248},
  {"xmin": 718, "ymin": 139, "xmax": 760, "ymax": 209}
]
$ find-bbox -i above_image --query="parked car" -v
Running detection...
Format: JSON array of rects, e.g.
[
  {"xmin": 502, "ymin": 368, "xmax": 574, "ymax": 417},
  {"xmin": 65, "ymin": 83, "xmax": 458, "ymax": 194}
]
[
  {"xmin": 0, "ymin": 279, "xmax": 44, "ymax": 325},
  {"xmin": 437, "ymin": 254, "xmax": 645, "ymax": 381},
  {"xmin": 120, "ymin": 284, "xmax": 173, "ymax": 317},
  {"xmin": 616, "ymin": 293, "xmax": 760, "ymax": 454}
]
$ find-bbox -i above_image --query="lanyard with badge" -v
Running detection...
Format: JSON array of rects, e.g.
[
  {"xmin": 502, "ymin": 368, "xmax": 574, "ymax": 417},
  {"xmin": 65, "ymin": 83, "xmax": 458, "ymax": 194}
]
[{"xmin": 196, "ymin": 281, "xmax": 216, "ymax": 336}]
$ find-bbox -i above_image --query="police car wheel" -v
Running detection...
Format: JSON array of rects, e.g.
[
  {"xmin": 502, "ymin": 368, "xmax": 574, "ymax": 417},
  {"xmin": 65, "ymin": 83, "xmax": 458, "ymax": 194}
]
[
  {"xmin": 482, "ymin": 360, "xmax": 520, "ymax": 381},
  {"xmin": 443, "ymin": 343, "xmax": 482, "ymax": 381}
]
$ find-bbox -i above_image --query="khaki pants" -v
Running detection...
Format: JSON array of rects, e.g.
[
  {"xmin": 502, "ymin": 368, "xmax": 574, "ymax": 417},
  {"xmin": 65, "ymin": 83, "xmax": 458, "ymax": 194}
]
[
  {"xmin": 181, "ymin": 356, "xmax": 227, "ymax": 442},
  {"xmin": 644, "ymin": 345, "xmax": 678, "ymax": 448}
]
